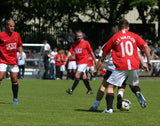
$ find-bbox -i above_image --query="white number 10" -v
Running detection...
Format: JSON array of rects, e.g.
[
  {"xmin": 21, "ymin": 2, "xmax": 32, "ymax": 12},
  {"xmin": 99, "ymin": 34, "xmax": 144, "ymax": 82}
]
[{"xmin": 120, "ymin": 41, "xmax": 133, "ymax": 57}]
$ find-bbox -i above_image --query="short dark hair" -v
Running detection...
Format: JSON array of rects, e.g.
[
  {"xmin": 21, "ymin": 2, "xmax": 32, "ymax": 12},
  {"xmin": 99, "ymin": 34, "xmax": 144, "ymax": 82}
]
[{"xmin": 118, "ymin": 18, "xmax": 129, "ymax": 30}]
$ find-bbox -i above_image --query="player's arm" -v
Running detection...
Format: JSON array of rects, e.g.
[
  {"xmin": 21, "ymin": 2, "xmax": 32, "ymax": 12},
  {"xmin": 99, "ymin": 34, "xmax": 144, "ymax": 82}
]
[
  {"xmin": 17, "ymin": 46, "xmax": 23, "ymax": 60},
  {"xmin": 143, "ymin": 45, "xmax": 152, "ymax": 68},
  {"xmin": 65, "ymin": 51, "xmax": 72, "ymax": 65},
  {"xmin": 90, "ymin": 52, "xmax": 97, "ymax": 65},
  {"xmin": 92, "ymin": 53, "xmax": 106, "ymax": 76},
  {"xmin": 138, "ymin": 51, "xmax": 149, "ymax": 72}
]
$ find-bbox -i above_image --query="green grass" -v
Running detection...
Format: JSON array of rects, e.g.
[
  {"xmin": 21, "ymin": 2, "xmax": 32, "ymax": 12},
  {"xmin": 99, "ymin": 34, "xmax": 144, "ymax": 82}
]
[{"xmin": 0, "ymin": 79, "xmax": 159, "ymax": 126}]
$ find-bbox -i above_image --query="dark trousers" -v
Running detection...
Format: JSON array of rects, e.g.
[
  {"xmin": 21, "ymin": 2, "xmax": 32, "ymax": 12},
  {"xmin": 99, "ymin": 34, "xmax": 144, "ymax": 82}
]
[
  {"xmin": 43, "ymin": 63, "xmax": 50, "ymax": 79},
  {"xmin": 56, "ymin": 66, "xmax": 61, "ymax": 78},
  {"xmin": 18, "ymin": 65, "xmax": 25, "ymax": 78}
]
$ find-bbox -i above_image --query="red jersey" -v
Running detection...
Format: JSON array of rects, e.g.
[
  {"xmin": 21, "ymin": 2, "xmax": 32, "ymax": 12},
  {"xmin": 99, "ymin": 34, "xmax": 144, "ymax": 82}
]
[
  {"xmin": 102, "ymin": 30, "xmax": 147, "ymax": 70},
  {"xmin": 55, "ymin": 54, "xmax": 61, "ymax": 66},
  {"xmin": 0, "ymin": 31, "xmax": 23, "ymax": 65},
  {"xmin": 87, "ymin": 53, "xmax": 94, "ymax": 67},
  {"xmin": 69, "ymin": 39, "xmax": 93, "ymax": 65}
]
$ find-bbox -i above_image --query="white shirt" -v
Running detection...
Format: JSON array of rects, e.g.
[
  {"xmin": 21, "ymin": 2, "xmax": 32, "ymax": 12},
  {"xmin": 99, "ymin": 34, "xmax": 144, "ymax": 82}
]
[
  {"xmin": 44, "ymin": 43, "xmax": 51, "ymax": 51},
  {"xmin": 17, "ymin": 52, "xmax": 26, "ymax": 65},
  {"xmin": 50, "ymin": 51, "xmax": 57, "ymax": 63}
]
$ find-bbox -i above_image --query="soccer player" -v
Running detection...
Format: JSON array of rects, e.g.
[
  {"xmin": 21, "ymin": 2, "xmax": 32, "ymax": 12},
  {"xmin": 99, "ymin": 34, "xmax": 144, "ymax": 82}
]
[
  {"xmin": 0, "ymin": 19, "xmax": 23, "ymax": 104},
  {"xmin": 92, "ymin": 19, "xmax": 151, "ymax": 113},
  {"xmin": 66, "ymin": 30, "xmax": 97, "ymax": 94},
  {"xmin": 89, "ymin": 49, "xmax": 149, "ymax": 111}
]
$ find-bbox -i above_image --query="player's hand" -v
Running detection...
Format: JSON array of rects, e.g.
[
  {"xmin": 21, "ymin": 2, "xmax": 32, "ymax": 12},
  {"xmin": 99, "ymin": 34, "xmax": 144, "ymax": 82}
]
[
  {"xmin": 92, "ymin": 70, "xmax": 98, "ymax": 77},
  {"xmin": 147, "ymin": 61, "xmax": 152, "ymax": 68},
  {"xmin": 141, "ymin": 64, "xmax": 149, "ymax": 72}
]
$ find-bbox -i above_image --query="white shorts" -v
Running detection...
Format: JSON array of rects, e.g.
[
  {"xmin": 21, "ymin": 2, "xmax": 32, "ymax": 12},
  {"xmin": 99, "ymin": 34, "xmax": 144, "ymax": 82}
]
[
  {"xmin": 77, "ymin": 64, "xmax": 87, "ymax": 73},
  {"xmin": 60, "ymin": 65, "xmax": 66, "ymax": 72},
  {"xmin": 107, "ymin": 70, "xmax": 139, "ymax": 87},
  {"xmin": 68, "ymin": 61, "xmax": 77, "ymax": 70},
  {"xmin": 0, "ymin": 63, "xmax": 19, "ymax": 73},
  {"xmin": 87, "ymin": 66, "xmax": 94, "ymax": 72}
]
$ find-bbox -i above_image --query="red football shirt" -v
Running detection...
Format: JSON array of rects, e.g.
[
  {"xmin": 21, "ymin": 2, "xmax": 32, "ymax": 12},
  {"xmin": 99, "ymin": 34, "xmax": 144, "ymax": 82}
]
[
  {"xmin": 87, "ymin": 53, "xmax": 94, "ymax": 67},
  {"xmin": 69, "ymin": 39, "xmax": 93, "ymax": 65},
  {"xmin": 102, "ymin": 30, "xmax": 147, "ymax": 70},
  {"xmin": 61, "ymin": 54, "xmax": 66, "ymax": 65},
  {"xmin": 54, "ymin": 54, "xmax": 61, "ymax": 66},
  {"xmin": 0, "ymin": 31, "xmax": 23, "ymax": 65}
]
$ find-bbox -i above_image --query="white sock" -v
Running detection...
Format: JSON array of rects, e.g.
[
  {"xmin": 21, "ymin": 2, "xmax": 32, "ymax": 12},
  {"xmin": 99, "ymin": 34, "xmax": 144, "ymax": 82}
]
[
  {"xmin": 118, "ymin": 91, "xmax": 124, "ymax": 98},
  {"xmin": 93, "ymin": 100, "xmax": 100, "ymax": 107}
]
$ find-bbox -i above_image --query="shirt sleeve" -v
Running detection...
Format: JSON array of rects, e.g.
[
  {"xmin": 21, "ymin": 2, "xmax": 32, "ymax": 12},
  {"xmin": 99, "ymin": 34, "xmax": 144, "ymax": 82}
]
[
  {"xmin": 69, "ymin": 43, "xmax": 74, "ymax": 53},
  {"xmin": 86, "ymin": 41, "xmax": 93, "ymax": 53},
  {"xmin": 135, "ymin": 34, "xmax": 147, "ymax": 50},
  {"xmin": 17, "ymin": 33, "xmax": 23, "ymax": 47},
  {"xmin": 102, "ymin": 37, "xmax": 114, "ymax": 56}
]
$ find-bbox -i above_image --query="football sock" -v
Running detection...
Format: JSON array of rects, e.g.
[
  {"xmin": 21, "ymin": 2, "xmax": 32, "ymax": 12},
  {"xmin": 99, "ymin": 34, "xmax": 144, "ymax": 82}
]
[
  {"xmin": 71, "ymin": 78, "xmax": 80, "ymax": 91},
  {"xmin": 83, "ymin": 79, "xmax": 92, "ymax": 91},
  {"xmin": 93, "ymin": 100, "xmax": 100, "ymax": 108},
  {"xmin": 117, "ymin": 91, "xmax": 124, "ymax": 98},
  {"xmin": 106, "ymin": 93, "xmax": 114, "ymax": 110},
  {"xmin": 96, "ymin": 89, "xmax": 104, "ymax": 101},
  {"xmin": 131, "ymin": 85, "xmax": 140, "ymax": 95},
  {"xmin": 12, "ymin": 83, "xmax": 19, "ymax": 99}
]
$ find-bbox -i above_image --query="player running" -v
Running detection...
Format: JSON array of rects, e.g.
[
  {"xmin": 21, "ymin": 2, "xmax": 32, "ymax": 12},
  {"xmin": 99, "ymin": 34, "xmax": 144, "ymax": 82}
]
[{"xmin": 66, "ymin": 30, "xmax": 97, "ymax": 94}]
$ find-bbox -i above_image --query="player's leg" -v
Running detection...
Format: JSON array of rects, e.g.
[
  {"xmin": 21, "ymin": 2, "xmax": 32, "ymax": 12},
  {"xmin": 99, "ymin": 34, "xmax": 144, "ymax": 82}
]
[
  {"xmin": 89, "ymin": 71, "xmax": 112, "ymax": 111},
  {"xmin": 102, "ymin": 70, "xmax": 127, "ymax": 113},
  {"xmin": 130, "ymin": 84, "xmax": 146, "ymax": 108},
  {"xmin": 0, "ymin": 72, "xmax": 6, "ymax": 84},
  {"xmin": 102, "ymin": 84, "xmax": 115, "ymax": 113},
  {"xmin": 66, "ymin": 70, "xmax": 81, "ymax": 94},
  {"xmin": 82, "ymin": 72, "xmax": 93, "ymax": 94},
  {"xmin": 127, "ymin": 70, "xmax": 146, "ymax": 108},
  {"xmin": 0, "ymin": 64, "xmax": 8, "ymax": 84},
  {"xmin": 117, "ymin": 84, "xmax": 126, "ymax": 109},
  {"xmin": 116, "ymin": 77, "xmax": 128, "ymax": 109},
  {"xmin": 89, "ymin": 81, "xmax": 108, "ymax": 111},
  {"xmin": 10, "ymin": 65, "xmax": 19, "ymax": 104}
]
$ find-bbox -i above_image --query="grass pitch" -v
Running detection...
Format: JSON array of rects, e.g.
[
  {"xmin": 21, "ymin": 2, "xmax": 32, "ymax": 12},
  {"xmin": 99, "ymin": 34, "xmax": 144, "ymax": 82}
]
[{"xmin": 0, "ymin": 79, "xmax": 159, "ymax": 126}]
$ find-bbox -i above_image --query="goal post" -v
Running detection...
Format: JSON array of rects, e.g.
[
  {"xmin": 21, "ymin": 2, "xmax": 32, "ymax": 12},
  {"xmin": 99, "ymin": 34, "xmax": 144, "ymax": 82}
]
[{"xmin": 22, "ymin": 43, "xmax": 44, "ymax": 79}]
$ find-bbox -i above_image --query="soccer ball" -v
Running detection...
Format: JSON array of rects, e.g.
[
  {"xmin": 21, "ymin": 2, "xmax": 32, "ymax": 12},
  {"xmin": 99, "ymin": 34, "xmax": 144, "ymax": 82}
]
[{"xmin": 121, "ymin": 99, "xmax": 131, "ymax": 111}]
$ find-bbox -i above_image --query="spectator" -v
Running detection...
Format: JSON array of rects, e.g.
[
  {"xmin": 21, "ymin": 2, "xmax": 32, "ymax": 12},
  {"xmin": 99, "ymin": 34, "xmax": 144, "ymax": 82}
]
[
  {"xmin": 49, "ymin": 47, "xmax": 57, "ymax": 79},
  {"xmin": 67, "ymin": 52, "xmax": 77, "ymax": 80},
  {"xmin": 55, "ymin": 50, "xmax": 61, "ymax": 80},
  {"xmin": 94, "ymin": 45, "xmax": 103, "ymax": 59},
  {"xmin": 150, "ymin": 50, "xmax": 160, "ymax": 76},
  {"xmin": 66, "ymin": 28, "xmax": 75, "ymax": 50},
  {"xmin": 27, "ymin": 50, "xmax": 33, "ymax": 66},
  {"xmin": 17, "ymin": 50, "xmax": 26, "ymax": 79},
  {"xmin": 87, "ymin": 53, "xmax": 95, "ymax": 81},
  {"xmin": 152, "ymin": 43, "xmax": 160, "ymax": 57},
  {"xmin": 43, "ymin": 50, "xmax": 50, "ymax": 79},
  {"xmin": 60, "ymin": 50, "xmax": 66, "ymax": 80},
  {"xmin": 32, "ymin": 50, "xmax": 38, "ymax": 66},
  {"xmin": 43, "ymin": 40, "xmax": 51, "ymax": 52}
]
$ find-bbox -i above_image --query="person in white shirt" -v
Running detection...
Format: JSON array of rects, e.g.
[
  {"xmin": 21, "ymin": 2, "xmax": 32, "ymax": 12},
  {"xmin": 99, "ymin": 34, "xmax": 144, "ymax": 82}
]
[
  {"xmin": 44, "ymin": 40, "xmax": 51, "ymax": 52},
  {"xmin": 17, "ymin": 50, "xmax": 26, "ymax": 79},
  {"xmin": 49, "ymin": 48, "xmax": 57, "ymax": 79}
]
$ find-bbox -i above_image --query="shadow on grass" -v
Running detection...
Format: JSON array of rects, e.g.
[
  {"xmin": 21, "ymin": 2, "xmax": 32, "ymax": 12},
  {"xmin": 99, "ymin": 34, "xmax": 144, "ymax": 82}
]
[
  {"xmin": 75, "ymin": 109, "xmax": 103, "ymax": 113},
  {"xmin": 75, "ymin": 109, "xmax": 132, "ymax": 113},
  {"xmin": 0, "ymin": 102, "xmax": 12, "ymax": 104}
]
